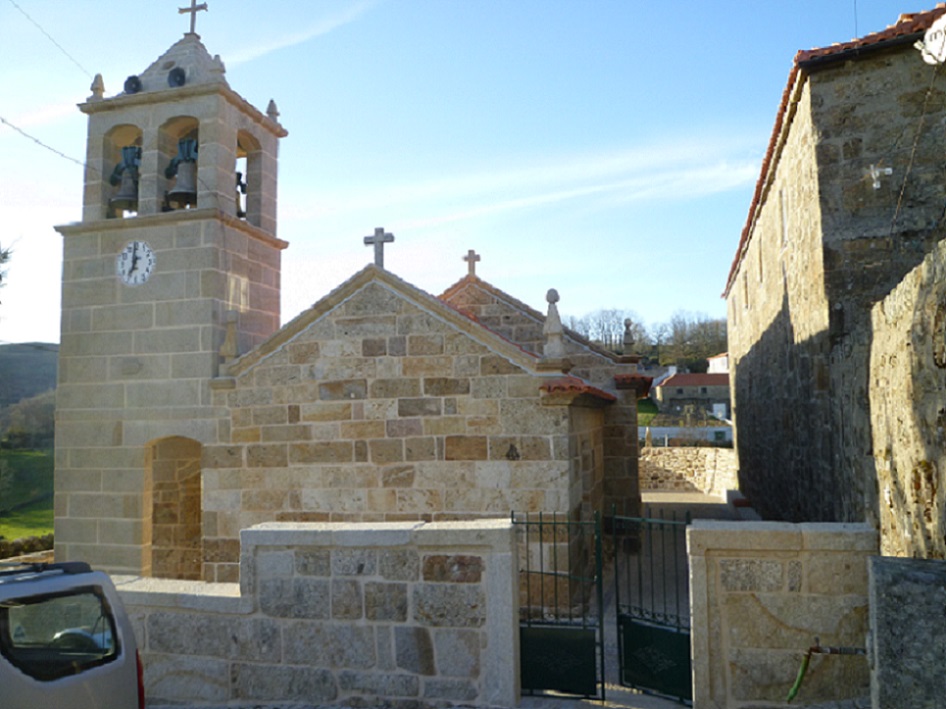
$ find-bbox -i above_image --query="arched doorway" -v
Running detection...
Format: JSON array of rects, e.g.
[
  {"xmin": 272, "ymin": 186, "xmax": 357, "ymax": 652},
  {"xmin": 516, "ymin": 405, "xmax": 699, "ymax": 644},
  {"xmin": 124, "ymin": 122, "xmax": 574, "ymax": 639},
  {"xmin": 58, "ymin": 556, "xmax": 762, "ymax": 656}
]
[{"xmin": 146, "ymin": 436, "xmax": 202, "ymax": 580}]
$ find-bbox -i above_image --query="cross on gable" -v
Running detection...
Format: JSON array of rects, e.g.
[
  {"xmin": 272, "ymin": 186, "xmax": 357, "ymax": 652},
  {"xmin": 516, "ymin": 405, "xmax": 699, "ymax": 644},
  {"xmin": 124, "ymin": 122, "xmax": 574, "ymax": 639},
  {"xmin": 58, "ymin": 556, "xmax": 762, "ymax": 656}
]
[
  {"xmin": 179, "ymin": 0, "xmax": 208, "ymax": 35},
  {"xmin": 464, "ymin": 249, "xmax": 481, "ymax": 277},
  {"xmin": 364, "ymin": 227, "xmax": 394, "ymax": 268}
]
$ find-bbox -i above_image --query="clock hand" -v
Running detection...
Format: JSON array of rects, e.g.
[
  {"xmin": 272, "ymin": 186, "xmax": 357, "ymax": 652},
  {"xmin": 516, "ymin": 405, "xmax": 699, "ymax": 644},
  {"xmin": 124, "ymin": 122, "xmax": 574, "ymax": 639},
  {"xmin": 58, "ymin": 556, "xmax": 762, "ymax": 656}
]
[{"xmin": 129, "ymin": 244, "xmax": 140, "ymax": 273}]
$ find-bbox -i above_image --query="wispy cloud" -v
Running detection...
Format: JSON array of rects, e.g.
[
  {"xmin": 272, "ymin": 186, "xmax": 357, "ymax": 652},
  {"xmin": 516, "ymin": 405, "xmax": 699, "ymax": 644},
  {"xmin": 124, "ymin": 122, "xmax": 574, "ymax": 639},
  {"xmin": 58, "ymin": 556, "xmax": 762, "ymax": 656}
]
[
  {"xmin": 3, "ymin": 102, "xmax": 78, "ymax": 131},
  {"xmin": 226, "ymin": 1, "xmax": 377, "ymax": 66},
  {"xmin": 281, "ymin": 136, "xmax": 761, "ymax": 229}
]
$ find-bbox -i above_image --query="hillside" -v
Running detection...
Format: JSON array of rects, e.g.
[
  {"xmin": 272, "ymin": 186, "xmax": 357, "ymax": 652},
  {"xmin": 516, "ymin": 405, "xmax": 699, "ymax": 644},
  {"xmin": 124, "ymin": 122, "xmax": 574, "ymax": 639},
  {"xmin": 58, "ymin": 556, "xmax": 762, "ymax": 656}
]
[{"xmin": 0, "ymin": 343, "xmax": 58, "ymax": 408}]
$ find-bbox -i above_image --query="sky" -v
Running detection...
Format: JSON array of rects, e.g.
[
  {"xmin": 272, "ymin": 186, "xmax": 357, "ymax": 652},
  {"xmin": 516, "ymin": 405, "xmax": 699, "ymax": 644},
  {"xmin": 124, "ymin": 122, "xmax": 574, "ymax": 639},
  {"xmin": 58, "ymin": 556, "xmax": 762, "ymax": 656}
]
[{"xmin": 0, "ymin": 0, "xmax": 925, "ymax": 345}]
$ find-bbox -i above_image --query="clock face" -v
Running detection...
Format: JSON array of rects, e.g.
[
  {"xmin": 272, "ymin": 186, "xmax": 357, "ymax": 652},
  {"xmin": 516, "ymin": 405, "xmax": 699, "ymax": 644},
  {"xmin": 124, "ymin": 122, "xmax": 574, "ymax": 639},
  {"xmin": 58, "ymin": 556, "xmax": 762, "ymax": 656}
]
[{"xmin": 116, "ymin": 241, "xmax": 155, "ymax": 286}]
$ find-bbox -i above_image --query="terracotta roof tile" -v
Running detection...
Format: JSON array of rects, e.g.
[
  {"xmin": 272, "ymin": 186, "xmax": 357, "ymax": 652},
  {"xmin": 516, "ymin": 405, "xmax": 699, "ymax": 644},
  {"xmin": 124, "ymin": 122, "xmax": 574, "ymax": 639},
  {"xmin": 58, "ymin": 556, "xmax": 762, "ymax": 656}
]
[
  {"xmin": 614, "ymin": 372, "xmax": 654, "ymax": 398},
  {"xmin": 540, "ymin": 376, "xmax": 617, "ymax": 402},
  {"xmin": 658, "ymin": 373, "xmax": 729, "ymax": 388},
  {"xmin": 724, "ymin": 4, "xmax": 946, "ymax": 296}
]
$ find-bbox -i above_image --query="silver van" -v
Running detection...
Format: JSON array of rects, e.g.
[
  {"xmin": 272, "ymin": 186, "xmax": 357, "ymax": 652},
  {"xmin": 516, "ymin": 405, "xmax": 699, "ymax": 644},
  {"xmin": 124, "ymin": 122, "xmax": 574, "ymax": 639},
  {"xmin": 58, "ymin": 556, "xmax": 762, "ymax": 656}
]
[{"xmin": 0, "ymin": 561, "xmax": 144, "ymax": 708}]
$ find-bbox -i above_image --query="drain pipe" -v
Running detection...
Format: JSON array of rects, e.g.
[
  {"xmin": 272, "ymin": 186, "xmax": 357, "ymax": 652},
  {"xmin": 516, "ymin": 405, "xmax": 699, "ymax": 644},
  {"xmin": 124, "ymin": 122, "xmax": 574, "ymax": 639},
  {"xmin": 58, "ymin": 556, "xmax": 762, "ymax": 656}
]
[{"xmin": 786, "ymin": 637, "xmax": 867, "ymax": 703}]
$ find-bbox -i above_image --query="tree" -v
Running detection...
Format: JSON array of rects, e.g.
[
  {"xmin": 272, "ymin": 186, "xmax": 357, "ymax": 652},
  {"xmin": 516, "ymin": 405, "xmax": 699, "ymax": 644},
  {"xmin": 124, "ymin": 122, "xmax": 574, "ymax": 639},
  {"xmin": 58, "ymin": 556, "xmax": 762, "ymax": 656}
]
[
  {"xmin": 565, "ymin": 309, "xmax": 648, "ymax": 354},
  {"xmin": 0, "ymin": 243, "xmax": 9, "ymax": 303},
  {"xmin": 657, "ymin": 311, "xmax": 727, "ymax": 370},
  {"xmin": 1, "ymin": 390, "xmax": 55, "ymax": 450}
]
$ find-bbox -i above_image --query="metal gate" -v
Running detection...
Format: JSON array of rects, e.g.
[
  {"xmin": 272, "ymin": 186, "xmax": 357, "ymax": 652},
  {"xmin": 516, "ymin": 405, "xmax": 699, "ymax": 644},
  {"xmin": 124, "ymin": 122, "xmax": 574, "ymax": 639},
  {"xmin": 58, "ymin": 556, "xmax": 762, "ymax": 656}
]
[
  {"xmin": 613, "ymin": 511, "xmax": 692, "ymax": 704},
  {"xmin": 512, "ymin": 511, "xmax": 604, "ymax": 700}
]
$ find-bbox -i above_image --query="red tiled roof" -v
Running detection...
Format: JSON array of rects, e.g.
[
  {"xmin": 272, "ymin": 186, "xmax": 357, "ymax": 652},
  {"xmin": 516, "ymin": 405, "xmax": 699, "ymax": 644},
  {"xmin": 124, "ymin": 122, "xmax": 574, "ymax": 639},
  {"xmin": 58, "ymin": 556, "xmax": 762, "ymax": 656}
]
[
  {"xmin": 724, "ymin": 5, "xmax": 946, "ymax": 296},
  {"xmin": 657, "ymin": 373, "xmax": 729, "ymax": 389},
  {"xmin": 614, "ymin": 372, "xmax": 654, "ymax": 399},
  {"xmin": 540, "ymin": 376, "xmax": 617, "ymax": 402}
]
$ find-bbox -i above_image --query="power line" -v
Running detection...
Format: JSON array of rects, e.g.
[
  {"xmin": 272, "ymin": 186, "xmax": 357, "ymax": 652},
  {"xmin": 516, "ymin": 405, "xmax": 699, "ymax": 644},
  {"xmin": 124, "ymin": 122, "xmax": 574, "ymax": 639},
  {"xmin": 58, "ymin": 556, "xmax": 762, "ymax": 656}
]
[
  {"xmin": 0, "ymin": 116, "xmax": 87, "ymax": 171},
  {"xmin": 6, "ymin": 0, "xmax": 92, "ymax": 80}
]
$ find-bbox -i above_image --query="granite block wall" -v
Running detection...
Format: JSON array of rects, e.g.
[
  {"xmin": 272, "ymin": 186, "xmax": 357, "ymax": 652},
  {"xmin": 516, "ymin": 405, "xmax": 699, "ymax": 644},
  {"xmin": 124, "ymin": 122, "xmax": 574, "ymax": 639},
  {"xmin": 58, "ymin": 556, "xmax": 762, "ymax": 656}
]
[
  {"xmin": 639, "ymin": 447, "xmax": 737, "ymax": 497},
  {"xmin": 117, "ymin": 520, "xmax": 519, "ymax": 708},
  {"xmin": 689, "ymin": 521, "xmax": 876, "ymax": 708}
]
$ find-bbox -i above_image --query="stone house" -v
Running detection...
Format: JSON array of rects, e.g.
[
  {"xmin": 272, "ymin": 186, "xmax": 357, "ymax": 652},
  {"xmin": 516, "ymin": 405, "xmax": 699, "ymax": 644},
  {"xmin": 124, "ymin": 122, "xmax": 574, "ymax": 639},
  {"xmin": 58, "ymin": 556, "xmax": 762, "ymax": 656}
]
[
  {"xmin": 53, "ymin": 32, "xmax": 646, "ymax": 580},
  {"xmin": 724, "ymin": 6, "xmax": 946, "ymax": 556},
  {"xmin": 653, "ymin": 372, "xmax": 730, "ymax": 419}
]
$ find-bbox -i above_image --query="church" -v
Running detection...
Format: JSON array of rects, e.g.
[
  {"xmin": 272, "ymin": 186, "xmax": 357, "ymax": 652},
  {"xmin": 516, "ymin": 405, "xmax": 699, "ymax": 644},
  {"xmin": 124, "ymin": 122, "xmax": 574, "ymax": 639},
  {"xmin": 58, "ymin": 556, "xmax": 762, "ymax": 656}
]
[{"xmin": 53, "ymin": 18, "xmax": 647, "ymax": 581}]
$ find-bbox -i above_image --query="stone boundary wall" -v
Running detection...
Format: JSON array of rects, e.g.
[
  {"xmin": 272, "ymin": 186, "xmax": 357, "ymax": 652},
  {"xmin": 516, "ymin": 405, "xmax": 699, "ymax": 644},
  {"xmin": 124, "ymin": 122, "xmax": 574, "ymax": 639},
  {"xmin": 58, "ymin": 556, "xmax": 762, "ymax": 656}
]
[
  {"xmin": 640, "ymin": 446, "xmax": 737, "ymax": 497},
  {"xmin": 116, "ymin": 520, "xmax": 519, "ymax": 708},
  {"xmin": 689, "ymin": 521, "xmax": 876, "ymax": 708}
]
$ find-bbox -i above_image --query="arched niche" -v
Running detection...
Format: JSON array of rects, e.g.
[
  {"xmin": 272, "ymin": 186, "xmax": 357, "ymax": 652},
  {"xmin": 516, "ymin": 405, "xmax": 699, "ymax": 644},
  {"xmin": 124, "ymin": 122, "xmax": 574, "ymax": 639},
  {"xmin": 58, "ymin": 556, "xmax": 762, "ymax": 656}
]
[
  {"xmin": 103, "ymin": 123, "xmax": 142, "ymax": 219},
  {"xmin": 158, "ymin": 115, "xmax": 200, "ymax": 212},
  {"xmin": 146, "ymin": 436, "xmax": 203, "ymax": 580},
  {"xmin": 236, "ymin": 129, "xmax": 262, "ymax": 226}
]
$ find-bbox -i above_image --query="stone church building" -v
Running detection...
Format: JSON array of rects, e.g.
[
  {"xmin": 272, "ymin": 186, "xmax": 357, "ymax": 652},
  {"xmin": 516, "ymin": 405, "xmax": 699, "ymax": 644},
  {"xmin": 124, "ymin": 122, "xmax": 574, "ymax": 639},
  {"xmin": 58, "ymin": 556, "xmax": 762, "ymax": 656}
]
[
  {"xmin": 725, "ymin": 6, "xmax": 946, "ymax": 558},
  {"xmin": 53, "ymin": 31, "xmax": 646, "ymax": 580}
]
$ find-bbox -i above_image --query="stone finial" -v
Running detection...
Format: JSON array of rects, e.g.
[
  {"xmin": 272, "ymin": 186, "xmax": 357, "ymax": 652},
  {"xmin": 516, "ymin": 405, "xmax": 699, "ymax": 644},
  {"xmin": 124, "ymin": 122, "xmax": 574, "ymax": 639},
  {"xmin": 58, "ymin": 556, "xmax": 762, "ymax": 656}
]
[
  {"xmin": 210, "ymin": 54, "xmax": 227, "ymax": 79},
  {"xmin": 623, "ymin": 318, "xmax": 634, "ymax": 349},
  {"xmin": 539, "ymin": 288, "xmax": 570, "ymax": 372},
  {"xmin": 220, "ymin": 310, "xmax": 239, "ymax": 363},
  {"xmin": 88, "ymin": 73, "xmax": 105, "ymax": 101},
  {"xmin": 267, "ymin": 99, "xmax": 280, "ymax": 122}
]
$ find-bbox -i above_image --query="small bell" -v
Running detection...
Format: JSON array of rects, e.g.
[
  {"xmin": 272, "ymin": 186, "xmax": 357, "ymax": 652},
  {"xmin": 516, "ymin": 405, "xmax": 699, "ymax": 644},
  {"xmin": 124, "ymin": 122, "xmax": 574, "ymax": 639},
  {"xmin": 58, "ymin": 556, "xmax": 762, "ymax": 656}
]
[
  {"xmin": 109, "ymin": 146, "xmax": 141, "ymax": 212},
  {"xmin": 165, "ymin": 138, "xmax": 198, "ymax": 209}
]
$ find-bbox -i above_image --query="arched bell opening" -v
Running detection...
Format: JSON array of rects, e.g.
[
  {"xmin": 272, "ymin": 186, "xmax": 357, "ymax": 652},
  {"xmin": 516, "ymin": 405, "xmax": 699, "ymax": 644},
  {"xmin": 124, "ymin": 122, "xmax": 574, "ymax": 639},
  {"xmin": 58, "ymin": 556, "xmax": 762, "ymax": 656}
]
[
  {"xmin": 104, "ymin": 124, "xmax": 143, "ymax": 219},
  {"xmin": 146, "ymin": 436, "xmax": 203, "ymax": 580},
  {"xmin": 159, "ymin": 116, "xmax": 200, "ymax": 212},
  {"xmin": 236, "ymin": 130, "xmax": 261, "ymax": 226}
]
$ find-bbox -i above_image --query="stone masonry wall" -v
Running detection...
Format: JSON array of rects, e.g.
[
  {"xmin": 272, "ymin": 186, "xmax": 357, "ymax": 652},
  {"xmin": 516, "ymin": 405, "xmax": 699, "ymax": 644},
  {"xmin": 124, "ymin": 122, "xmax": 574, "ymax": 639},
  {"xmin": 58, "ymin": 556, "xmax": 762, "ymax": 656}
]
[
  {"xmin": 202, "ymin": 280, "xmax": 574, "ymax": 581},
  {"xmin": 728, "ymin": 41, "xmax": 946, "ymax": 526},
  {"xmin": 689, "ymin": 521, "xmax": 877, "ymax": 708},
  {"xmin": 639, "ymin": 447, "xmax": 737, "ymax": 498},
  {"xmin": 870, "ymin": 239, "xmax": 946, "ymax": 559},
  {"xmin": 117, "ymin": 520, "xmax": 519, "ymax": 708}
]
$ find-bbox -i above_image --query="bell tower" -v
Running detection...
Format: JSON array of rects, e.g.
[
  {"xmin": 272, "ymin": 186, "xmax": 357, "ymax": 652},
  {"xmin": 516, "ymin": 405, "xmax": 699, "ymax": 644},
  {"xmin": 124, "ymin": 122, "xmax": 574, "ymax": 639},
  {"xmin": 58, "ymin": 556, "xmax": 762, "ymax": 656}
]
[{"xmin": 54, "ymin": 19, "xmax": 288, "ymax": 576}]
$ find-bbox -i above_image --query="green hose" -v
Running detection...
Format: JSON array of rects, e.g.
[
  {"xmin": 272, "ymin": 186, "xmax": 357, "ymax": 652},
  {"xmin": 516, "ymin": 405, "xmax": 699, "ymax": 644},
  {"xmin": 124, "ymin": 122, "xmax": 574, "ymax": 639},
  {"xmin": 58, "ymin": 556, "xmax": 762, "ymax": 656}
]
[{"xmin": 785, "ymin": 651, "xmax": 811, "ymax": 703}]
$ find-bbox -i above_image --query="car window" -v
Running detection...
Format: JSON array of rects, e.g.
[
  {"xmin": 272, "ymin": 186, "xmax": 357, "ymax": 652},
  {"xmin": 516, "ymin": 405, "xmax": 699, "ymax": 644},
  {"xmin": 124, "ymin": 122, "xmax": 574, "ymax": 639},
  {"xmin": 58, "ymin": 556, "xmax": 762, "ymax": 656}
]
[{"xmin": 0, "ymin": 585, "xmax": 120, "ymax": 681}]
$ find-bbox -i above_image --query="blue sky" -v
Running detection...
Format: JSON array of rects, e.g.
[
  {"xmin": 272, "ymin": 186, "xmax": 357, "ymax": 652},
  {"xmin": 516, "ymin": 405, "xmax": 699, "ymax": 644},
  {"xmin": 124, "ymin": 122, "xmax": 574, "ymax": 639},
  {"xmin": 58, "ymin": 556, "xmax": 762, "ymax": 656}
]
[{"xmin": 0, "ymin": 0, "xmax": 919, "ymax": 344}]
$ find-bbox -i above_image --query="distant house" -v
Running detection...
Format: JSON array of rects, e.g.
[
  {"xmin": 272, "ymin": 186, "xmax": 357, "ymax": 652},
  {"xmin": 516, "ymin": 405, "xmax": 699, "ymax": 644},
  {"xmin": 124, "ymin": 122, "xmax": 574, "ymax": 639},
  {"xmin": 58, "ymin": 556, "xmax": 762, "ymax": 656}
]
[
  {"xmin": 707, "ymin": 352, "xmax": 729, "ymax": 374},
  {"xmin": 654, "ymin": 373, "xmax": 730, "ymax": 419}
]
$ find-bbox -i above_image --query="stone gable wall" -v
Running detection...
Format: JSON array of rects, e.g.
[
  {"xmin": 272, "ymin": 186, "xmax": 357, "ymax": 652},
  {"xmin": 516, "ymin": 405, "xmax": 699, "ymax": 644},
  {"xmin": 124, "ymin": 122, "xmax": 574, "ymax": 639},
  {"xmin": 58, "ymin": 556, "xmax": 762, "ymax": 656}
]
[
  {"xmin": 202, "ymin": 282, "xmax": 575, "ymax": 581},
  {"xmin": 440, "ymin": 280, "xmax": 637, "ymax": 391},
  {"xmin": 118, "ymin": 520, "xmax": 518, "ymax": 708}
]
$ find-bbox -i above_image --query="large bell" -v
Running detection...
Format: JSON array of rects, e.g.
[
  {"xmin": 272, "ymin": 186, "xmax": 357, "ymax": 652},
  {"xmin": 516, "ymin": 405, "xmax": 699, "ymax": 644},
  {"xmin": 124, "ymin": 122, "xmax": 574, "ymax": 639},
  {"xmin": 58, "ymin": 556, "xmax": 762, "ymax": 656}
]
[
  {"xmin": 109, "ymin": 169, "xmax": 139, "ymax": 211},
  {"xmin": 165, "ymin": 138, "xmax": 198, "ymax": 210},
  {"xmin": 167, "ymin": 159, "xmax": 197, "ymax": 209},
  {"xmin": 108, "ymin": 145, "xmax": 141, "ymax": 212}
]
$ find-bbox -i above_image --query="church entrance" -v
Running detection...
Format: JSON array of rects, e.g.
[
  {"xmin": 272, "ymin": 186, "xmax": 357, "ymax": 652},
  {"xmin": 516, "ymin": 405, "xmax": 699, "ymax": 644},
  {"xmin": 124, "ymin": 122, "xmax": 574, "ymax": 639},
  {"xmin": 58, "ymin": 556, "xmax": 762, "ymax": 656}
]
[
  {"xmin": 147, "ymin": 437, "xmax": 202, "ymax": 580},
  {"xmin": 514, "ymin": 510, "xmax": 694, "ymax": 704}
]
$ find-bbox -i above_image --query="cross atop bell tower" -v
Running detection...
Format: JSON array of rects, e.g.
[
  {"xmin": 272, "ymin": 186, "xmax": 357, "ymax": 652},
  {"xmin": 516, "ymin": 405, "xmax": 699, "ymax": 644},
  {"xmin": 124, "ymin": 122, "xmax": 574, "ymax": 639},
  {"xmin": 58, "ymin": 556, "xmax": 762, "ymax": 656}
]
[{"xmin": 179, "ymin": 0, "xmax": 208, "ymax": 35}]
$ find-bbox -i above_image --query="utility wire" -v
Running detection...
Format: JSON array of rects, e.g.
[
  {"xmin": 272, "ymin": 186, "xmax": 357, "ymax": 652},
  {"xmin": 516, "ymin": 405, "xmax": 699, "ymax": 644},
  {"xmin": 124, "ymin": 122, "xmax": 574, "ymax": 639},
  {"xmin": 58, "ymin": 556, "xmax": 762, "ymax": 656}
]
[
  {"xmin": 0, "ymin": 115, "xmax": 87, "ymax": 171},
  {"xmin": 6, "ymin": 0, "xmax": 93, "ymax": 80},
  {"xmin": 890, "ymin": 58, "xmax": 945, "ymax": 234}
]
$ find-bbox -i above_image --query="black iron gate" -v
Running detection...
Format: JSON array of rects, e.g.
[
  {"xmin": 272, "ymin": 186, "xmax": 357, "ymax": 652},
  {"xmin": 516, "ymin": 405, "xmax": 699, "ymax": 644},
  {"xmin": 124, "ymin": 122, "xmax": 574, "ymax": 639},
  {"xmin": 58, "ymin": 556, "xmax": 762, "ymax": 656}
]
[
  {"xmin": 614, "ymin": 511, "xmax": 692, "ymax": 704},
  {"xmin": 512, "ymin": 511, "xmax": 604, "ymax": 700}
]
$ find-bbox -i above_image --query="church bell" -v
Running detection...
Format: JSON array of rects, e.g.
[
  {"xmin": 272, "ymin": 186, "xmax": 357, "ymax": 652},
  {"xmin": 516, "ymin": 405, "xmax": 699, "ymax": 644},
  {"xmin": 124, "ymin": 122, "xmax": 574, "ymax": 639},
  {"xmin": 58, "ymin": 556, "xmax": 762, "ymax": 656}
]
[
  {"xmin": 165, "ymin": 138, "xmax": 198, "ymax": 209},
  {"xmin": 108, "ymin": 145, "xmax": 141, "ymax": 212}
]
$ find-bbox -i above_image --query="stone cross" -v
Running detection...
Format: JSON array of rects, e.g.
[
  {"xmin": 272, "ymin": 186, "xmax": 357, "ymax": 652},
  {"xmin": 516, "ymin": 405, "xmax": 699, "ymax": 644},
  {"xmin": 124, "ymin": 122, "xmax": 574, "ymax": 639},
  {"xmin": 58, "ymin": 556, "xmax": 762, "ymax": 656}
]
[
  {"xmin": 364, "ymin": 227, "xmax": 394, "ymax": 268},
  {"xmin": 464, "ymin": 249, "xmax": 481, "ymax": 276},
  {"xmin": 179, "ymin": 0, "xmax": 208, "ymax": 35}
]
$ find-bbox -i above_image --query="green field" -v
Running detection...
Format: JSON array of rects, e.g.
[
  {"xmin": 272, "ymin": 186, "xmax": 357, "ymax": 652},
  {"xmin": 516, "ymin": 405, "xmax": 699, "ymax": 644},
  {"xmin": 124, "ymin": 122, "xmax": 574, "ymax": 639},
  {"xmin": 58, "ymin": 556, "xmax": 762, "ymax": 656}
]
[
  {"xmin": 637, "ymin": 398, "xmax": 659, "ymax": 427},
  {"xmin": 0, "ymin": 449, "xmax": 54, "ymax": 540}
]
